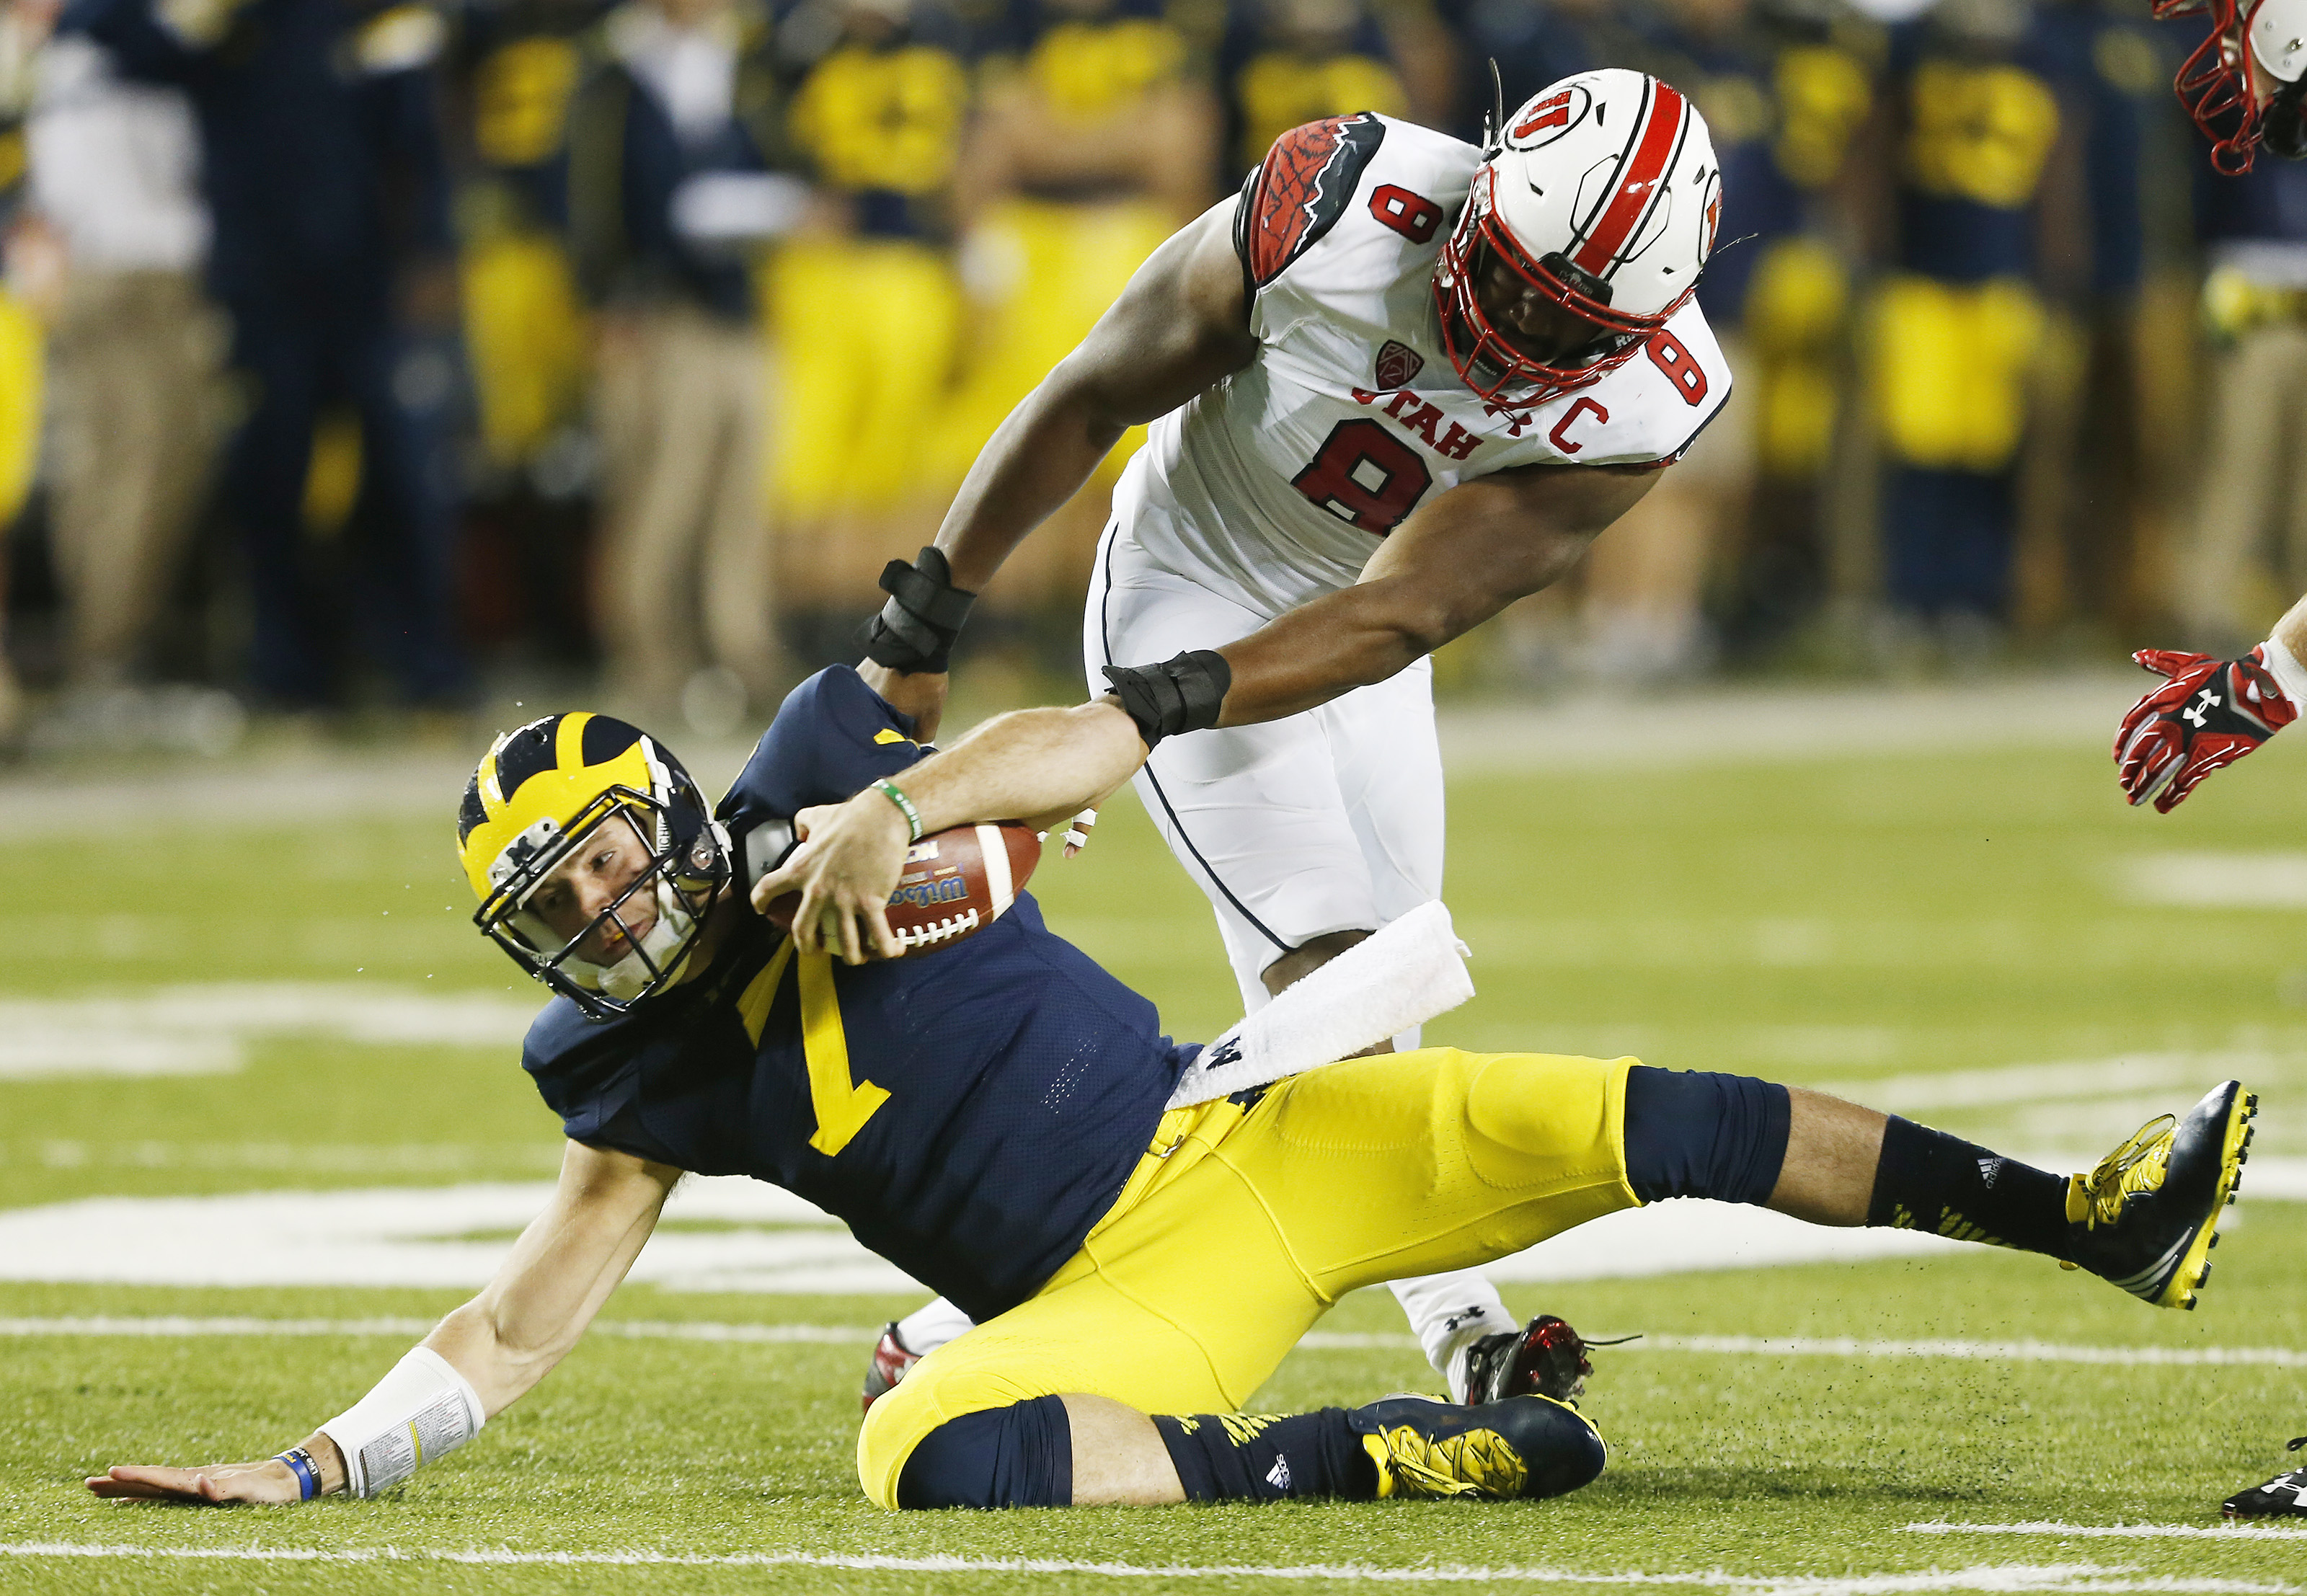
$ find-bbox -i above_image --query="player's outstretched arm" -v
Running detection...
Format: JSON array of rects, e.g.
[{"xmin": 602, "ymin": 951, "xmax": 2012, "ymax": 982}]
[
  {"xmin": 756, "ymin": 699, "xmax": 1146, "ymax": 962},
  {"xmin": 2115, "ymin": 593, "xmax": 2307, "ymax": 811},
  {"xmin": 932, "ymin": 200, "xmax": 1255, "ymax": 594},
  {"xmin": 1208, "ymin": 461, "xmax": 1661, "ymax": 725},
  {"xmin": 86, "ymin": 1140, "xmax": 679, "ymax": 1504},
  {"xmin": 857, "ymin": 199, "xmax": 1257, "ymax": 738}
]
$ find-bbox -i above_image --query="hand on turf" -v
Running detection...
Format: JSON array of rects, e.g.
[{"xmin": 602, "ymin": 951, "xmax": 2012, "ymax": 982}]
[
  {"xmin": 87, "ymin": 1458, "xmax": 304, "ymax": 1505},
  {"xmin": 2115, "ymin": 647, "xmax": 2298, "ymax": 812},
  {"xmin": 859, "ymin": 662, "xmax": 949, "ymax": 745},
  {"xmin": 750, "ymin": 799, "xmax": 908, "ymax": 964}
]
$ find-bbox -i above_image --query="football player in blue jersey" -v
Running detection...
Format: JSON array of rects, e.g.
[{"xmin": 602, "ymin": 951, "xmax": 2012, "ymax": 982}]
[{"xmin": 89, "ymin": 669, "xmax": 2257, "ymax": 1511}]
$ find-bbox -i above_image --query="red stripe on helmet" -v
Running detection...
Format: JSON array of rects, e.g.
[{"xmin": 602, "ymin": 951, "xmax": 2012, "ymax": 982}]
[{"xmin": 1570, "ymin": 81, "xmax": 1686, "ymax": 279}]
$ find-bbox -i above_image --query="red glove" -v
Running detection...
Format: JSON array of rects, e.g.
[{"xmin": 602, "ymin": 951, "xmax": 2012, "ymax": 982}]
[{"xmin": 2115, "ymin": 647, "xmax": 2298, "ymax": 812}]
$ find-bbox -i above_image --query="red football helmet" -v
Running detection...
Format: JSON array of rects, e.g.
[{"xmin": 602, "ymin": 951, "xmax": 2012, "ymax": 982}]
[
  {"xmin": 2159, "ymin": 0, "xmax": 2307, "ymax": 172},
  {"xmin": 1435, "ymin": 69, "xmax": 1722, "ymax": 409}
]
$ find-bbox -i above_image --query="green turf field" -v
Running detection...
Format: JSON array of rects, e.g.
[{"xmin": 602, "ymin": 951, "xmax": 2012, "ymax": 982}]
[{"xmin": 3, "ymin": 692, "xmax": 2303, "ymax": 1593}]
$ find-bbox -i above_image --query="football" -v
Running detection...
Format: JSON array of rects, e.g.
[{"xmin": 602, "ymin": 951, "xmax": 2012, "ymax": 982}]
[{"xmin": 765, "ymin": 821, "xmax": 1040, "ymax": 957}]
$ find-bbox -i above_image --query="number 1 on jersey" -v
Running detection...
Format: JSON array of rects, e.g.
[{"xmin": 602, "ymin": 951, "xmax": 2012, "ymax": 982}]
[
  {"xmin": 739, "ymin": 941, "xmax": 891, "ymax": 1157},
  {"xmin": 1290, "ymin": 418, "xmax": 1433, "ymax": 534}
]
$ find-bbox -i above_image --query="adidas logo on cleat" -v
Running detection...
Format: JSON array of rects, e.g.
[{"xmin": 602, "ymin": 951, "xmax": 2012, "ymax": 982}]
[{"xmin": 1265, "ymin": 1455, "xmax": 1291, "ymax": 1491}]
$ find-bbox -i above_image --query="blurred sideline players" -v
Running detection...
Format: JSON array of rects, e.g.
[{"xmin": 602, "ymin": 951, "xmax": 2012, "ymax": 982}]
[
  {"xmin": 24, "ymin": 0, "xmax": 226, "ymax": 706},
  {"xmin": 767, "ymin": 0, "xmax": 971, "ymax": 657},
  {"xmin": 449, "ymin": 0, "xmax": 599, "ymax": 675},
  {"xmin": 923, "ymin": 0, "xmax": 1216, "ymax": 639},
  {"xmin": 71, "ymin": 0, "xmax": 475, "ymax": 711},
  {"xmin": 0, "ymin": 0, "xmax": 44, "ymax": 740},
  {"xmin": 1871, "ymin": 0, "xmax": 2059, "ymax": 653},
  {"xmin": 567, "ymin": 0, "xmax": 796, "ymax": 730},
  {"xmin": 2176, "ymin": 151, "xmax": 2307, "ymax": 650}
]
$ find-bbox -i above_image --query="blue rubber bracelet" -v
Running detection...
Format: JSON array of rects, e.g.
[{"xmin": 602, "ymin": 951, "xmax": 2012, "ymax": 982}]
[{"xmin": 276, "ymin": 1448, "xmax": 319, "ymax": 1501}]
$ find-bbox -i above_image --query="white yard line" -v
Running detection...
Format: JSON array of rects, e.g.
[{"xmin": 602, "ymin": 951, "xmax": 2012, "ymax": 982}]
[
  {"xmin": 4, "ymin": 1318, "xmax": 2301, "ymax": 1372},
  {"xmin": 0, "ymin": 1546, "xmax": 2288, "ymax": 1592},
  {"xmin": 1634, "ymin": 1336, "xmax": 2307, "ymax": 1369},
  {"xmin": 1908, "ymin": 1527, "xmax": 2307, "ymax": 1543},
  {"xmin": 0, "ymin": 1316, "xmax": 876, "ymax": 1343}
]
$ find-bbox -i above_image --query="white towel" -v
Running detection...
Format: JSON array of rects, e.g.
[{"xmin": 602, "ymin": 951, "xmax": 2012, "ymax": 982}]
[{"xmin": 1165, "ymin": 899, "xmax": 1474, "ymax": 1110}]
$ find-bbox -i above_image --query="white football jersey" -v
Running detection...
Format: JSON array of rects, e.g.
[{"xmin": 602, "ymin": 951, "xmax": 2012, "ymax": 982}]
[{"xmin": 1112, "ymin": 112, "xmax": 1733, "ymax": 621}]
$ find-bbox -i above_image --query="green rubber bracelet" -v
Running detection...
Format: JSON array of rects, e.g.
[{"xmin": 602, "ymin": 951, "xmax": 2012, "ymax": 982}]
[{"xmin": 870, "ymin": 779, "xmax": 924, "ymax": 843}]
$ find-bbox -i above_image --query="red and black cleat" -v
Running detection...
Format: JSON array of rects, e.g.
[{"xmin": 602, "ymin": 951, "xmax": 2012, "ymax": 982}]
[
  {"xmin": 860, "ymin": 1322, "xmax": 922, "ymax": 1414},
  {"xmin": 1458, "ymin": 1315, "xmax": 1606, "ymax": 1406}
]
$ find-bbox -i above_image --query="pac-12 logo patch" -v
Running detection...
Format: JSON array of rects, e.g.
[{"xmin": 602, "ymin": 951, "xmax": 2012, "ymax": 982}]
[{"xmin": 1374, "ymin": 340, "xmax": 1423, "ymax": 388}]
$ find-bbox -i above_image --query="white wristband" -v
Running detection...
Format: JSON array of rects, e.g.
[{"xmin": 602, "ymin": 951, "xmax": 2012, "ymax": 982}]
[
  {"xmin": 2261, "ymin": 635, "xmax": 2307, "ymax": 711},
  {"xmin": 319, "ymin": 1347, "xmax": 486, "ymax": 1498}
]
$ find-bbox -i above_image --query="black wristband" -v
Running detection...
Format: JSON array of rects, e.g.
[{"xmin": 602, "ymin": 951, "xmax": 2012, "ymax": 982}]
[
  {"xmin": 1101, "ymin": 650, "xmax": 1232, "ymax": 751},
  {"xmin": 859, "ymin": 547, "xmax": 977, "ymax": 673}
]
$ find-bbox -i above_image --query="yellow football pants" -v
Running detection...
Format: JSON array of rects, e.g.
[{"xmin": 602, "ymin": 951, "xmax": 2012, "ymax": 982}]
[{"xmin": 856, "ymin": 1047, "xmax": 1638, "ymax": 1507}]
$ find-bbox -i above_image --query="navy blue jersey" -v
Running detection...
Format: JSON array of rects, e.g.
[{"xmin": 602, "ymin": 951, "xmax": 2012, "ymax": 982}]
[
  {"xmin": 1888, "ymin": 21, "xmax": 2062, "ymax": 283},
  {"xmin": 522, "ymin": 667, "xmax": 1192, "ymax": 1321}
]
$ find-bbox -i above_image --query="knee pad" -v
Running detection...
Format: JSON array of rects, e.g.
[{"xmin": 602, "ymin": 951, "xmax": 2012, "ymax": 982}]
[
  {"xmin": 894, "ymin": 1394, "xmax": 1073, "ymax": 1510},
  {"xmin": 1621, "ymin": 1065, "xmax": 1791, "ymax": 1205}
]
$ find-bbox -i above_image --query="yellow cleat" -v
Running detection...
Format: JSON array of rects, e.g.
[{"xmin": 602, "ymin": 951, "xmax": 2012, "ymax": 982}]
[
  {"xmin": 2062, "ymin": 1080, "xmax": 2255, "ymax": 1308},
  {"xmin": 1349, "ymin": 1393, "xmax": 1605, "ymax": 1502}
]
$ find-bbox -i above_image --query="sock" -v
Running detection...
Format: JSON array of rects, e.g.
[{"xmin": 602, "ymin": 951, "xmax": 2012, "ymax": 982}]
[
  {"xmin": 1153, "ymin": 1409, "xmax": 1378, "ymax": 1502},
  {"xmin": 895, "ymin": 1297, "xmax": 976, "ymax": 1357},
  {"xmin": 1865, "ymin": 1116, "xmax": 2073, "ymax": 1259},
  {"xmin": 1389, "ymin": 1270, "xmax": 1512, "ymax": 1388}
]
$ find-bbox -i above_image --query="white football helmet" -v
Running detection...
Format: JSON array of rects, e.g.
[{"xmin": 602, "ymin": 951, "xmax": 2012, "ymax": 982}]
[
  {"xmin": 2163, "ymin": 0, "xmax": 2307, "ymax": 169},
  {"xmin": 1435, "ymin": 68, "xmax": 1722, "ymax": 409}
]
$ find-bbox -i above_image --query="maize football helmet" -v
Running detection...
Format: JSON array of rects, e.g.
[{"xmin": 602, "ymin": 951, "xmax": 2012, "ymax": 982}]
[
  {"xmin": 457, "ymin": 712, "xmax": 730, "ymax": 1019},
  {"xmin": 1435, "ymin": 68, "xmax": 1721, "ymax": 408}
]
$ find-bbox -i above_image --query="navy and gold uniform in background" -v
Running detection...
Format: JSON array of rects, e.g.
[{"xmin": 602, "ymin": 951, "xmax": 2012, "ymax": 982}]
[
  {"xmin": 1630, "ymin": 0, "xmax": 1878, "ymax": 656},
  {"xmin": 925, "ymin": 0, "xmax": 1212, "ymax": 619},
  {"xmin": 453, "ymin": 0, "xmax": 600, "ymax": 476},
  {"xmin": 1216, "ymin": 0, "xmax": 1404, "ymax": 179},
  {"xmin": 73, "ymin": 0, "xmax": 471, "ymax": 707},
  {"xmin": 1876, "ymin": 0, "xmax": 2060, "ymax": 623},
  {"xmin": 527, "ymin": 664, "xmax": 1645, "ymax": 1507},
  {"xmin": 768, "ymin": 0, "xmax": 971, "ymax": 541}
]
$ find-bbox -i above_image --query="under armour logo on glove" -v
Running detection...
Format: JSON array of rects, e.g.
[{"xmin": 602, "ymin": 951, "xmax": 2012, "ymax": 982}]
[{"xmin": 2115, "ymin": 647, "xmax": 2300, "ymax": 813}]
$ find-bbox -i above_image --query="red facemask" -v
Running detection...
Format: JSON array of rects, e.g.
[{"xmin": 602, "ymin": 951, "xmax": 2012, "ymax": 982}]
[
  {"xmin": 1433, "ymin": 167, "xmax": 1693, "ymax": 409},
  {"xmin": 2162, "ymin": 0, "xmax": 2263, "ymax": 174}
]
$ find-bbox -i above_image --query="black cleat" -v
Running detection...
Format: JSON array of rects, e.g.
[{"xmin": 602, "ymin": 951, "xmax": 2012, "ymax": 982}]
[
  {"xmin": 2062, "ymin": 1081, "xmax": 2254, "ymax": 1309},
  {"xmin": 860, "ymin": 1322, "xmax": 921, "ymax": 1414},
  {"xmin": 1349, "ymin": 1393, "xmax": 1606, "ymax": 1501},
  {"xmin": 1458, "ymin": 1314, "xmax": 1598, "ymax": 1405},
  {"xmin": 2223, "ymin": 1436, "xmax": 2307, "ymax": 1518}
]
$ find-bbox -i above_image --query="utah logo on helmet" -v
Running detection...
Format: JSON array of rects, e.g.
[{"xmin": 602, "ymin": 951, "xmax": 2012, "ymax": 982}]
[
  {"xmin": 1435, "ymin": 68, "xmax": 1721, "ymax": 407},
  {"xmin": 456, "ymin": 712, "xmax": 730, "ymax": 1019}
]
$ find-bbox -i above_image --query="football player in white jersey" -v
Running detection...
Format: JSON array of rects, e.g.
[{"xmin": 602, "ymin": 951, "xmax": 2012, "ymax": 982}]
[{"xmin": 848, "ymin": 68, "xmax": 1733, "ymax": 1407}]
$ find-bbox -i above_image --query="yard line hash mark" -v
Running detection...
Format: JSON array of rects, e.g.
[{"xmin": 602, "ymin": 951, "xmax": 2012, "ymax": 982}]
[{"xmin": 0, "ymin": 1547, "xmax": 2293, "ymax": 1592}]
